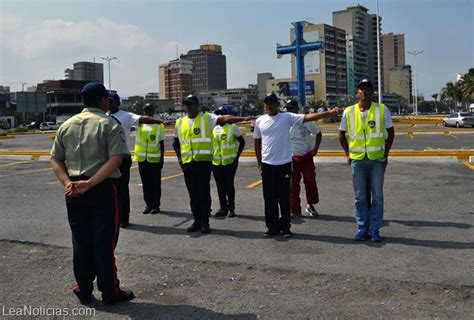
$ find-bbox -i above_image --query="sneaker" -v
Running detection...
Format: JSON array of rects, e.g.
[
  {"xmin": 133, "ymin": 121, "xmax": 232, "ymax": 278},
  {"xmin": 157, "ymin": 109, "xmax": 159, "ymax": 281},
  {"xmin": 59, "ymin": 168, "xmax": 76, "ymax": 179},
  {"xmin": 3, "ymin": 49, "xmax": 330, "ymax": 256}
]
[
  {"xmin": 214, "ymin": 209, "xmax": 227, "ymax": 217},
  {"xmin": 150, "ymin": 207, "xmax": 160, "ymax": 214},
  {"xmin": 263, "ymin": 230, "xmax": 280, "ymax": 237},
  {"xmin": 227, "ymin": 210, "xmax": 236, "ymax": 218},
  {"xmin": 305, "ymin": 204, "xmax": 319, "ymax": 217},
  {"xmin": 282, "ymin": 230, "xmax": 293, "ymax": 238},
  {"xmin": 102, "ymin": 289, "xmax": 135, "ymax": 306},
  {"xmin": 354, "ymin": 229, "xmax": 369, "ymax": 241},
  {"xmin": 72, "ymin": 284, "xmax": 92, "ymax": 305},
  {"xmin": 370, "ymin": 231, "xmax": 382, "ymax": 242},
  {"xmin": 290, "ymin": 213, "xmax": 302, "ymax": 220},
  {"xmin": 142, "ymin": 207, "xmax": 152, "ymax": 214},
  {"xmin": 186, "ymin": 221, "xmax": 201, "ymax": 233}
]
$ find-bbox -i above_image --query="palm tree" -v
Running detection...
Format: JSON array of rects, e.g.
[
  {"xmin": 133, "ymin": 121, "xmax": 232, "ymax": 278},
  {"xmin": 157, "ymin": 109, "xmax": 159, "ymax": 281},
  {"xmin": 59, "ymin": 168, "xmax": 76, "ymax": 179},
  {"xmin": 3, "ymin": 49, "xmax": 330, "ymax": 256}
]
[
  {"xmin": 441, "ymin": 81, "xmax": 460, "ymax": 112},
  {"xmin": 458, "ymin": 68, "xmax": 474, "ymax": 104},
  {"xmin": 431, "ymin": 93, "xmax": 438, "ymax": 114}
]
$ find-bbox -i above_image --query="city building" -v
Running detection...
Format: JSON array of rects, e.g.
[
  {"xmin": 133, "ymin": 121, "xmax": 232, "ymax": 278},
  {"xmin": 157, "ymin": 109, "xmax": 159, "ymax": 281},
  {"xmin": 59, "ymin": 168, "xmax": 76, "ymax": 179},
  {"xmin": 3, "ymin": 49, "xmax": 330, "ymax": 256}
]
[
  {"xmin": 180, "ymin": 44, "xmax": 227, "ymax": 92},
  {"xmin": 65, "ymin": 61, "xmax": 104, "ymax": 84},
  {"xmin": 257, "ymin": 73, "xmax": 274, "ymax": 99},
  {"xmin": 383, "ymin": 33, "xmax": 406, "ymax": 92},
  {"xmin": 15, "ymin": 92, "xmax": 48, "ymax": 123},
  {"xmin": 159, "ymin": 58, "xmax": 193, "ymax": 110},
  {"xmin": 197, "ymin": 87, "xmax": 258, "ymax": 111},
  {"xmin": 388, "ymin": 65, "xmax": 412, "ymax": 106},
  {"xmin": 289, "ymin": 23, "xmax": 348, "ymax": 106},
  {"xmin": 346, "ymin": 35, "xmax": 369, "ymax": 96},
  {"xmin": 333, "ymin": 5, "xmax": 384, "ymax": 94}
]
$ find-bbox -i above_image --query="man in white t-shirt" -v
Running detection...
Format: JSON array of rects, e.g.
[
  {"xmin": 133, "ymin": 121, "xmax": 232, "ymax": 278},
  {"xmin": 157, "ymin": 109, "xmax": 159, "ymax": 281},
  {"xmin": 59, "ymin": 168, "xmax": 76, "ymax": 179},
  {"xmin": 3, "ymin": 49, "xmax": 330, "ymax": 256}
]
[
  {"xmin": 108, "ymin": 93, "xmax": 168, "ymax": 227},
  {"xmin": 285, "ymin": 99, "xmax": 322, "ymax": 219},
  {"xmin": 253, "ymin": 93, "xmax": 341, "ymax": 238}
]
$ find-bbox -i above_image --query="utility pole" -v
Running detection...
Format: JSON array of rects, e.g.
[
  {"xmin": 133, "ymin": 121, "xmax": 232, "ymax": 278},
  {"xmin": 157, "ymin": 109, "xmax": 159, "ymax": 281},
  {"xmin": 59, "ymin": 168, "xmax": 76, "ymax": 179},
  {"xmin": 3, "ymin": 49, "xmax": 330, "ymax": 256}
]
[
  {"xmin": 376, "ymin": 0, "xmax": 382, "ymax": 104},
  {"xmin": 407, "ymin": 50, "xmax": 423, "ymax": 115},
  {"xmin": 100, "ymin": 56, "xmax": 117, "ymax": 89}
]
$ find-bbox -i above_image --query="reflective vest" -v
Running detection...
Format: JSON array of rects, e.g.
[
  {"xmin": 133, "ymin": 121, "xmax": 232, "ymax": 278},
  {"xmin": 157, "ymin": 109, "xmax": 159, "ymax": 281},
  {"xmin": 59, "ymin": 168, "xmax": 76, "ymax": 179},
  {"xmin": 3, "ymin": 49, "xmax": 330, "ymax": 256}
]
[
  {"xmin": 134, "ymin": 124, "xmax": 164, "ymax": 163},
  {"xmin": 345, "ymin": 102, "xmax": 386, "ymax": 160},
  {"xmin": 176, "ymin": 112, "xmax": 213, "ymax": 163},
  {"xmin": 212, "ymin": 124, "xmax": 238, "ymax": 166}
]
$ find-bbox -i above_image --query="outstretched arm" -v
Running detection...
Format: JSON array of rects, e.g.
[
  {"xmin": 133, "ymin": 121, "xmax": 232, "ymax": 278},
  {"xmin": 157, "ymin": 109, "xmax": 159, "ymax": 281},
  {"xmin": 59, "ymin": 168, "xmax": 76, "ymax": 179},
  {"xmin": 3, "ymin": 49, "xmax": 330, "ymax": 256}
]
[
  {"xmin": 217, "ymin": 115, "xmax": 254, "ymax": 126},
  {"xmin": 303, "ymin": 108, "xmax": 342, "ymax": 123}
]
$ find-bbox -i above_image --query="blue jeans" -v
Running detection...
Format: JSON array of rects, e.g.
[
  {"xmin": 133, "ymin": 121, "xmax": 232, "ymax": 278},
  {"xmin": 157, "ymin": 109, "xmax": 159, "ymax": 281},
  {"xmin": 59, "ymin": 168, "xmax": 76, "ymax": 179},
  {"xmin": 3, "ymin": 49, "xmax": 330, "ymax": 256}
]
[{"xmin": 351, "ymin": 157, "xmax": 385, "ymax": 233}]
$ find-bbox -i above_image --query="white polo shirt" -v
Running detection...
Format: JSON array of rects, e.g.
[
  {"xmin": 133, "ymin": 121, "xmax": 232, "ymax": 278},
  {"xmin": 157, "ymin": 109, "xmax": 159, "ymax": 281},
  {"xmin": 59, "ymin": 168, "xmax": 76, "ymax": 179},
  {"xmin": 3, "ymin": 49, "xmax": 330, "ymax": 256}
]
[{"xmin": 108, "ymin": 110, "xmax": 140, "ymax": 150}]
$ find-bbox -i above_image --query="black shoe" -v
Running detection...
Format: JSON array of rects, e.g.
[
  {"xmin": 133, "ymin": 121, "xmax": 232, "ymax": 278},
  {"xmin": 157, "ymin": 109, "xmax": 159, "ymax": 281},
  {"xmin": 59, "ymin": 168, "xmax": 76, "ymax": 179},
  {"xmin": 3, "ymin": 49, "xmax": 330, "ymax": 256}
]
[
  {"xmin": 72, "ymin": 285, "xmax": 92, "ymax": 305},
  {"xmin": 150, "ymin": 207, "xmax": 160, "ymax": 214},
  {"xmin": 201, "ymin": 224, "xmax": 211, "ymax": 234},
  {"xmin": 263, "ymin": 230, "xmax": 280, "ymax": 237},
  {"xmin": 186, "ymin": 222, "xmax": 201, "ymax": 232},
  {"xmin": 103, "ymin": 289, "xmax": 135, "ymax": 306},
  {"xmin": 227, "ymin": 210, "xmax": 236, "ymax": 218},
  {"xmin": 214, "ymin": 209, "xmax": 227, "ymax": 217},
  {"xmin": 282, "ymin": 230, "xmax": 293, "ymax": 238},
  {"xmin": 120, "ymin": 221, "xmax": 130, "ymax": 228},
  {"xmin": 142, "ymin": 207, "xmax": 152, "ymax": 214}
]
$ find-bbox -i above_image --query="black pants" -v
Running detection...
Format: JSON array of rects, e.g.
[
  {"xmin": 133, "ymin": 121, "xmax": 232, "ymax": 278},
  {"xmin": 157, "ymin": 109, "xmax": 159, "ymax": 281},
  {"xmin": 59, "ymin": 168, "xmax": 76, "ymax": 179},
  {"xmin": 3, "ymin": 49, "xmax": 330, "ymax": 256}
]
[
  {"xmin": 138, "ymin": 160, "xmax": 162, "ymax": 210},
  {"xmin": 261, "ymin": 162, "xmax": 292, "ymax": 233},
  {"xmin": 212, "ymin": 162, "xmax": 238, "ymax": 212},
  {"xmin": 66, "ymin": 178, "xmax": 121, "ymax": 298},
  {"xmin": 117, "ymin": 156, "xmax": 132, "ymax": 223},
  {"xmin": 182, "ymin": 161, "xmax": 212, "ymax": 224}
]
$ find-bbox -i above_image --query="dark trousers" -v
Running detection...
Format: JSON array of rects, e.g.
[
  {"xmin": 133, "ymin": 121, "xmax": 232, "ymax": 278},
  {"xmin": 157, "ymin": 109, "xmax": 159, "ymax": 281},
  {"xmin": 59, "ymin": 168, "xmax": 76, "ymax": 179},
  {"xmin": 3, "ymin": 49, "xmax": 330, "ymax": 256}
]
[
  {"xmin": 66, "ymin": 178, "xmax": 121, "ymax": 298},
  {"xmin": 261, "ymin": 162, "xmax": 292, "ymax": 233},
  {"xmin": 117, "ymin": 156, "xmax": 132, "ymax": 223},
  {"xmin": 138, "ymin": 160, "xmax": 162, "ymax": 210},
  {"xmin": 182, "ymin": 161, "xmax": 212, "ymax": 224},
  {"xmin": 212, "ymin": 162, "xmax": 238, "ymax": 212}
]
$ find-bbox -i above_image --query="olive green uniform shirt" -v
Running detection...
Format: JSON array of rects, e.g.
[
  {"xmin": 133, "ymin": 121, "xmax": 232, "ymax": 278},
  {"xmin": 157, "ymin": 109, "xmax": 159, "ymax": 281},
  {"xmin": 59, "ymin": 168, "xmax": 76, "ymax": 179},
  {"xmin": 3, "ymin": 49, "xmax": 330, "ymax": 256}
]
[{"xmin": 51, "ymin": 107, "xmax": 129, "ymax": 179}]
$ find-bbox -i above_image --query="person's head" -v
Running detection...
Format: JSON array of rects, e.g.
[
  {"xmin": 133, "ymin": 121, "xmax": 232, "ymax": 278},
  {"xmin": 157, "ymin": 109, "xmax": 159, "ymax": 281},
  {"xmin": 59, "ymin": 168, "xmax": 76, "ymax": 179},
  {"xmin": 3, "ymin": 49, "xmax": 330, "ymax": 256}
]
[
  {"xmin": 356, "ymin": 79, "xmax": 374, "ymax": 103},
  {"xmin": 263, "ymin": 93, "xmax": 279, "ymax": 115},
  {"xmin": 214, "ymin": 107, "xmax": 228, "ymax": 116},
  {"xmin": 142, "ymin": 103, "xmax": 154, "ymax": 117},
  {"xmin": 107, "ymin": 91, "xmax": 121, "ymax": 113},
  {"xmin": 284, "ymin": 99, "xmax": 299, "ymax": 114},
  {"xmin": 182, "ymin": 94, "xmax": 200, "ymax": 118},
  {"xmin": 81, "ymin": 82, "xmax": 109, "ymax": 111}
]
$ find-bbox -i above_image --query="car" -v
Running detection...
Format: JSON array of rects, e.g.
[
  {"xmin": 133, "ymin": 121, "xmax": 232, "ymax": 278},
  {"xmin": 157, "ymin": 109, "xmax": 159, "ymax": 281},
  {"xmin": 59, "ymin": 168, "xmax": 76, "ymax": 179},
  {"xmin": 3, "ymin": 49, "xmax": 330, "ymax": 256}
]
[
  {"xmin": 39, "ymin": 122, "xmax": 59, "ymax": 130},
  {"xmin": 442, "ymin": 112, "xmax": 474, "ymax": 128},
  {"xmin": 26, "ymin": 121, "xmax": 41, "ymax": 130}
]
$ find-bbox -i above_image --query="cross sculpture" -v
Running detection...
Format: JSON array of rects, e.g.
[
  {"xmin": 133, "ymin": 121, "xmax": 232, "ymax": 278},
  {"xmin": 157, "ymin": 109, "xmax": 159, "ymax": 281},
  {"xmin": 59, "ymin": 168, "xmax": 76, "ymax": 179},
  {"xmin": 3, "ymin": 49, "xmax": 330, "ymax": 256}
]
[{"xmin": 276, "ymin": 21, "xmax": 324, "ymax": 107}]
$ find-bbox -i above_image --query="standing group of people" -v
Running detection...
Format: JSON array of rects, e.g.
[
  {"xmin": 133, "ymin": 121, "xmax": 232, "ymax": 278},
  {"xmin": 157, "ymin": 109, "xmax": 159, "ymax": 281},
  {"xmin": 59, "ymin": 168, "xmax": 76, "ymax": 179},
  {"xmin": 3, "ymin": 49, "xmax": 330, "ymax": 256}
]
[{"xmin": 51, "ymin": 78, "xmax": 394, "ymax": 306}]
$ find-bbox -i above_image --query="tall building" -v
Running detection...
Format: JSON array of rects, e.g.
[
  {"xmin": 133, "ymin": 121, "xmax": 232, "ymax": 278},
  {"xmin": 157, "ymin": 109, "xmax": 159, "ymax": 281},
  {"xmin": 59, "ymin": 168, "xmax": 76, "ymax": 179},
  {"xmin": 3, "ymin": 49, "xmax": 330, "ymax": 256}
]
[
  {"xmin": 346, "ymin": 35, "xmax": 369, "ymax": 96},
  {"xmin": 289, "ymin": 23, "xmax": 348, "ymax": 105},
  {"xmin": 333, "ymin": 5, "xmax": 384, "ymax": 94},
  {"xmin": 159, "ymin": 58, "xmax": 193, "ymax": 110},
  {"xmin": 64, "ymin": 61, "xmax": 104, "ymax": 84},
  {"xmin": 180, "ymin": 44, "xmax": 227, "ymax": 92},
  {"xmin": 383, "ymin": 33, "xmax": 405, "ymax": 92},
  {"xmin": 388, "ymin": 65, "xmax": 412, "ymax": 105},
  {"xmin": 257, "ymin": 73, "xmax": 274, "ymax": 99}
]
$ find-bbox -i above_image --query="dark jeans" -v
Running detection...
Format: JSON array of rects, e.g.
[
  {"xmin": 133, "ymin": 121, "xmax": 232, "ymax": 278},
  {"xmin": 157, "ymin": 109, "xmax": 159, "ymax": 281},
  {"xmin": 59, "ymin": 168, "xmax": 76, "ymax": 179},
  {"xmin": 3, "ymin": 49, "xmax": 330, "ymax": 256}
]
[
  {"xmin": 261, "ymin": 162, "xmax": 292, "ymax": 233},
  {"xmin": 66, "ymin": 178, "xmax": 121, "ymax": 297},
  {"xmin": 117, "ymin": 156, "xmax": 132, "ymax": 223},
  {"xmin": 212, "ymin": 162, "xmax": 238, "ymax": 212},
  {"xmin": 138, "ymin": 160, "xmax": 162, "ymax": 210},
  {"xmin": 182, "ymin": 161, "xmax": 212, "ymax": 224}
]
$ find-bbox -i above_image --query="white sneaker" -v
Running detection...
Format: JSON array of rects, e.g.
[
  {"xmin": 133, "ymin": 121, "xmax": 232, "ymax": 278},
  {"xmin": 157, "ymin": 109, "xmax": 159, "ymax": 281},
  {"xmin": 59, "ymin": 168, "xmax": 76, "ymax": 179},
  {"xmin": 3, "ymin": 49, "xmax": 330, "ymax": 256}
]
[{"xmin": 305, "ymin": 204, "xmax": 319, "ymax": 217}]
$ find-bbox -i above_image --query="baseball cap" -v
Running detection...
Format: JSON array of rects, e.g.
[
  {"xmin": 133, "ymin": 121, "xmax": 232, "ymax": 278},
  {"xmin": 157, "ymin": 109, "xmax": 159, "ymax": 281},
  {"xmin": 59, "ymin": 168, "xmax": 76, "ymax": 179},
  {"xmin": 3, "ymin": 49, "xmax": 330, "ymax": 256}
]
[
  {"xmin": 356, "ymin": 79, "xmax": 374, "ymax": 90},
  {"xmin": 263, "ymin": 93, "xmax": 278, "ymax": 103},
  {"xmin": 284, "ymin": 99, "xmax": 299, "ymax": 109},
  {"xmin": 182, "ymin": 94, "xmax": 199, "ymax": 106},
  {"xmin": 107, "ymin": 91, "xmax": 121, "ymax": 104},
  {"xmin": 214, "ymin": 106, "xmax": 227, "ymax": 115},
  {"xmin": 81, "ymin": 82, "xmax": 108, "ymax": 100}
]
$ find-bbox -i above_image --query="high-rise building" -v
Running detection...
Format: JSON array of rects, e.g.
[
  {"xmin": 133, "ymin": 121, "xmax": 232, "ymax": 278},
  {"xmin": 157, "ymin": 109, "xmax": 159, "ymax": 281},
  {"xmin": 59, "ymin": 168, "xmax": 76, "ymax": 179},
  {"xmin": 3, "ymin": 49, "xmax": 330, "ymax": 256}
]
[
  {"xmin": 64, "ymin": 61, "xmax": 104, "ymax": 84},
  {"xmin": 257, "ymin": 73, "xmax": 274, "ymax": 100},
  {"xmin": 289, "ymin": 23, "xmax": 348, "ymax": 106},
  {"xmin": 180, "ymin": 44, "xmax": 227, "ymax": 92},
  {"xmin": 159, "ymin": 58, "xmax": 193, "ymax": 110},
  {"xmin": 388, "ymin": 65, "xmax": 412, "ymax": 106},
  {"xmin": 346, "ymin": 35, "xmax": 369, "ymax": 96},
  {"xmin": 333, "ymin": 5, "xmax": 384, "ymax": 94},
  {"xmin": 383, "ymin": 33, "xmax": 405, "ymax": 92}
]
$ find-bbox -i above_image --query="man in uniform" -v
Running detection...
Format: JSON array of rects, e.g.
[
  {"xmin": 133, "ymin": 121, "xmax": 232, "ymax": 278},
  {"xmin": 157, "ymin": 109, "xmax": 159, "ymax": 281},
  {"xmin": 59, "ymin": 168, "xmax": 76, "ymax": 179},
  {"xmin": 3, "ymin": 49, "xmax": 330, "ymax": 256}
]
[
  {"xmin": 51, "ymin": 82, "xmax": 134, "ymax": 305},
  {"xmin": 173, "ymin": 95, "xmax": 253, "ymax": 233},
  {"xmin": 339, "ymin": 79, "xmax": 395, "ymax": 242}
]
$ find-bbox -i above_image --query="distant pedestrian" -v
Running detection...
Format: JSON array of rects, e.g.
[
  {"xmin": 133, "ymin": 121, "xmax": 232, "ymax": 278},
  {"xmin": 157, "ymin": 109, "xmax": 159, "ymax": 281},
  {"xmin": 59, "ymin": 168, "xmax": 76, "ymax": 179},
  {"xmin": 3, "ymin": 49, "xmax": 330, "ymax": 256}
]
[
  {"xmin": 212, "ymin": 107, "xmax": 246, "ymax": 218},
  {"xmin": 50, "ymin": 82, "xmax": 134, "ymax": 305},
  {"xmin": 134, "ymin": 104, "xmax": 165, "ymax": 215},
  {"xmin": 338, "ymin": 79, "xmax": 395, "ymax": 242},
  {"xmin": 285, "ymin": 99, "xmax": 322, "ymax": 219},
  {"xmin": 253, "ymin": 93, "xmax": 341, "ymax": 238}
]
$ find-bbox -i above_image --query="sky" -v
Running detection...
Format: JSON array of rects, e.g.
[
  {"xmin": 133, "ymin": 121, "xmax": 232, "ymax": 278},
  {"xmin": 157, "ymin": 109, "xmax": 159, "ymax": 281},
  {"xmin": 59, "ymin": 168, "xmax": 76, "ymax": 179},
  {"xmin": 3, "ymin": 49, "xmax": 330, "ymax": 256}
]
[{"xmin": 0, "ymin": 0, "xmax": 472, "ymax": 99}]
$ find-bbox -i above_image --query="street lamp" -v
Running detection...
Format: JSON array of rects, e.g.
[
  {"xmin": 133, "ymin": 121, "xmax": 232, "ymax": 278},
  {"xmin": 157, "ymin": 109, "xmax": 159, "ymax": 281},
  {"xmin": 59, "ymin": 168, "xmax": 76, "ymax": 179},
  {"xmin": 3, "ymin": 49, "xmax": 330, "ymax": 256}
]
[
  {"xmin": 376, "ymin": 0, "xmax": 382, "ymax": 104},
  {"xmin": 407, "ymin": 50, "xmax": 423, "ymax": 115},
  {"xmin": 100, "ymin": 56, "xmax": 117, "ymax": 89}
]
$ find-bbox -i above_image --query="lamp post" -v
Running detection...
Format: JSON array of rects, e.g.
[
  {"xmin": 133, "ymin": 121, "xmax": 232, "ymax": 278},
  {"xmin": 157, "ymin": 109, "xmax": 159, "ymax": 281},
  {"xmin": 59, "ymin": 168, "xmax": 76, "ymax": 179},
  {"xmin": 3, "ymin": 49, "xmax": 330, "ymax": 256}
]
[
  {"xmin": 407, "ymin": 50, "xmax": 423, "ymax": 115},
  {"xmin": 376, "ymin": 0, "xmax": 382, "ymax": 104},
  {"xmin": 100, "ymin": 56, "xmax": 117, "ymax": 89}
]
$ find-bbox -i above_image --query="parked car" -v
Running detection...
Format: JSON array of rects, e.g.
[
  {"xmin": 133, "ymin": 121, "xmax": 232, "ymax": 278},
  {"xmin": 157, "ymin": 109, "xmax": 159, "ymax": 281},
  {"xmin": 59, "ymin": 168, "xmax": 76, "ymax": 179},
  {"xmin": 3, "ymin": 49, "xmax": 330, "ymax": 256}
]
[
  {"xmin": 39, "ymin": 122, "xmax": 59, "ymax": 130},
  {"xmin": 26, "ymin": 121, "xmax": 41, "ymax": 130},
  {"xmin": 442, "ymin": 112, "xmax": 474, "ymax": 128}
]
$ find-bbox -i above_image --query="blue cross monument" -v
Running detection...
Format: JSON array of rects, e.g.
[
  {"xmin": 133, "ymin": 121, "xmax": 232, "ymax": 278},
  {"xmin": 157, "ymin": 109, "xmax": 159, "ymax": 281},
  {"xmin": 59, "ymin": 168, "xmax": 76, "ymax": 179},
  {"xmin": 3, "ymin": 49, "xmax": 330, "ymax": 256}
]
[{"xmin": 276, "ymin": 21, "xmax": 324, "ymax": 107}]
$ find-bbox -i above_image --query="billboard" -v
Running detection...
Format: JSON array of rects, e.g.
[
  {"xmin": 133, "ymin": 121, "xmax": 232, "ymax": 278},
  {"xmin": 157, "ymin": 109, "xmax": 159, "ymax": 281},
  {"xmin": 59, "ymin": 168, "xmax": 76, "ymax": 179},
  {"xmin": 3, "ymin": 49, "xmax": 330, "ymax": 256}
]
[{"xmin": 278, "ymin": 81, "xmax": 314, "ymax": 98}]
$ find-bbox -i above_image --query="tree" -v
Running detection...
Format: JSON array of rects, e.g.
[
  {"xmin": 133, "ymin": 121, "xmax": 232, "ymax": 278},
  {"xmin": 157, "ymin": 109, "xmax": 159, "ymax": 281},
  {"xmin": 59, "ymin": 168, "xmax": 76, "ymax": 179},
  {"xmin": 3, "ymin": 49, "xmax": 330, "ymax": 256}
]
[
  {"xmin": 431, "ymin": 93, "xmax": 438, "ymax": 113},
  {"xmin": 458, "ymin": 68, "xmax": 474, "ymax": 104}
]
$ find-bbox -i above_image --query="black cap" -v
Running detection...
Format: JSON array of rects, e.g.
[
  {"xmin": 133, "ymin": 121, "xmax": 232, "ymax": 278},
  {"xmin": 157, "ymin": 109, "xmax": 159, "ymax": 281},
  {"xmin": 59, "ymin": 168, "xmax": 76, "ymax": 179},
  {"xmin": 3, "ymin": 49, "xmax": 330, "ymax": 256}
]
[
  {"xmin": 107, "ymin": 91, "xmax": 120, "ymax": 104},
  {"xmin": 81, "ymin": 82, "xmax": 108, "ymax": 100},
  {"xmin": 263, "ymin": 93, "xmax": 278, "ymax": 103},
  {"xmin": 356, "ymin": 79, "xmax": 374, "ymax": 90},
  {"xmin": 182, "ymin": 94, "xmax": 199, "ymax": 106},
  {"xmin": 284, "ymin": 99, "xmax": 299, "ymax": 109},
  {"xmin": 143, "ymin": 103, "xmax": 154, "ymax": 112},
  {"xmin": 214, "ymin": 106, "xmax": 227, "ymax": 115}
]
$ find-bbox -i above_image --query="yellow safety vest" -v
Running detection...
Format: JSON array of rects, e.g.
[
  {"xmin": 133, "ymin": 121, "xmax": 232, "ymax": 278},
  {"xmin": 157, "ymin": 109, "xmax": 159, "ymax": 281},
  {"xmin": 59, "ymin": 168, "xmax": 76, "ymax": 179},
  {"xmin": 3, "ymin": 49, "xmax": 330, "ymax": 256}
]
[
  {"xmin": 345, "ymin": 102, "xmax": 386, "ymax": 160},
  {"xmin": 212, "ymin": 124, "xmax": 238, "ymax": 166},
  {"xmin": 176, "ymin": 112, "xmax": 213, "ymax": 163},
  {"xmin": 134, "ymin": 124, "xmax": 164, "ymax": 163}
]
